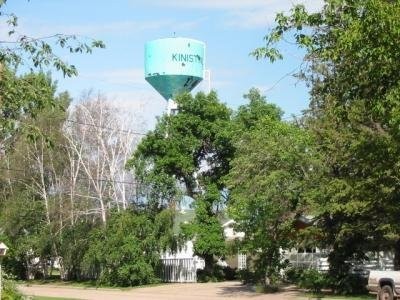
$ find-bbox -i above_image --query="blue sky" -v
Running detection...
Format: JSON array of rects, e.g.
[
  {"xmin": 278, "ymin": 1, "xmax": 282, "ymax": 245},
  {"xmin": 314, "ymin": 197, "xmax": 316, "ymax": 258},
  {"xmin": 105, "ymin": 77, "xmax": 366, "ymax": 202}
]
[{"xmin": 3, "ymin": 0, "xmax": 323, "ymax": 129}]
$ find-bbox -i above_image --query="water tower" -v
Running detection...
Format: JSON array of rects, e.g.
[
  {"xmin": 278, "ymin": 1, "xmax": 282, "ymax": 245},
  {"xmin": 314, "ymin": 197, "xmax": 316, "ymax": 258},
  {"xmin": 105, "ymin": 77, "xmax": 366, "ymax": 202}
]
[{"xmin": 145, "ymin": 37, "xmax": 205, "ymax": 115}]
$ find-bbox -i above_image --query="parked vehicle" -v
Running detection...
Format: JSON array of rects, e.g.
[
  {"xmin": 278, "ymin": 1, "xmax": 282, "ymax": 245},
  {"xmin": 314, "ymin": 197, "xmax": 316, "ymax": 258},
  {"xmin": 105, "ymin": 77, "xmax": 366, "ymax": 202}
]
[{"xmin": 368, "ymin": 270, "xmax": 400, "ymax": 299}]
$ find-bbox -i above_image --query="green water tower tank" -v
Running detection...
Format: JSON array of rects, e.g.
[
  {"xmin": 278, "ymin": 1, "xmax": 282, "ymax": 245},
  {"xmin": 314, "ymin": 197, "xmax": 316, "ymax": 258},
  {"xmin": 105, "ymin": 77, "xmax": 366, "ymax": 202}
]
[{"xmin": 144, "ymin": 37, "xmax": 205, "ymax": 101}]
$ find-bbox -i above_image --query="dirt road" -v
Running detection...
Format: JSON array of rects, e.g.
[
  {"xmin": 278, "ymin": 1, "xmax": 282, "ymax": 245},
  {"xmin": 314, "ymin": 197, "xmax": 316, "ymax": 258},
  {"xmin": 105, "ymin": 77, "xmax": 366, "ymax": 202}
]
[{"xmin": 19, "ymin": 281, "xmax": 303, "ymax": 300}]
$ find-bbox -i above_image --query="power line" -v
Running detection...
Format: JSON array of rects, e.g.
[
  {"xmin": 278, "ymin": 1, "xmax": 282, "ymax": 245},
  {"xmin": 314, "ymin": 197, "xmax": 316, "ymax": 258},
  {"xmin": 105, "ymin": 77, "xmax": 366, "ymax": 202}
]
[
  {"xmin": 0, "ymin": 167, "xmax": 137, "ymax": 185},
  {"xmin": 0, "ymin": 167, "xmax": 25, "ymax": 173},
  {"xmin": 282, "ymin": 113, "xmax": 304, "ymax": 121},
  {"xmin": 264, "ymin": 66, "xmax": 301, "ymax": 95},
  {"xmin": 63, "ymin": 119, "xmax": 148, "ymax": 136}
]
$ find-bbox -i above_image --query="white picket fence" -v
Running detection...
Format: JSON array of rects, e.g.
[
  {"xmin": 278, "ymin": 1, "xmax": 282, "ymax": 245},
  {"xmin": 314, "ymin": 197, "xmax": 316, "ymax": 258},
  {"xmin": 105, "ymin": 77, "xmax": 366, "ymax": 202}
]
[
  {"xmin": 284, "ymin": 251, "xmax": 395, "ymax": 274},
  {"xmin": 284, "ymin": 252, "xmax": 329, "ymax": 271},
  {"xmin": 160, "ymin": 258, "xmax": 197, "ymax": 283}
]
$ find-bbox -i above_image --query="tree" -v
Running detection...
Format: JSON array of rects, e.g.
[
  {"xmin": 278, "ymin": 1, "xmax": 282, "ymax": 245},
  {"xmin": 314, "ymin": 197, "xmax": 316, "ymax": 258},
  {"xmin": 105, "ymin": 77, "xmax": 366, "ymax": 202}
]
[
  {"xmin": 234, "ymin": 88, "xmax": 283, "ymax": 133},
  {"xmin": 254, "ymin": 0, "xmax": 400, "ymax": 289},
  {"xmin": 0, "ymin": 75, "xmax": 70, "ymax": 279},
  {"xmin": 64, "ymin": 93, "xmax": 141, "ymax": 224},
  {"xmin": 227, "ymin": 114, "xmax": 316, "ymax": 285},
  {"xmin": 0, "ymin": 0, "xmax": 104, "ymax": 77},
  {"xmin": 0, "ymin": 0, "xmax": 105, "ymax": 150},
  {"xmin": 129, "ymin": 91, "xmax": 234, "ymax": 273},
  {"xmin": 82, "ymin": 209, "xmax": 175, "ymax": 286}
]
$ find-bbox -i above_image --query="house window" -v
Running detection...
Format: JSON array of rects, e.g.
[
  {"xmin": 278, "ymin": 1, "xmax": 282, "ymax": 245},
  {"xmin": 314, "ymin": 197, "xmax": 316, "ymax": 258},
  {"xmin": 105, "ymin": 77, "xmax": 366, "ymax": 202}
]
[{"xmin": 238, "ymin": 253, "xmax": 247, "ymax": 270}]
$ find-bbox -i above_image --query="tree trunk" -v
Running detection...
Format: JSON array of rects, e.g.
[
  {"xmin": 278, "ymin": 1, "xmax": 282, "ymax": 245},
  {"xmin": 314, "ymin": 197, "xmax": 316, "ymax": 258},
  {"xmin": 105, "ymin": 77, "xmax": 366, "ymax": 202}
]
[
  {"xmin": 393, "ymin": 239, "xmax": 400, "ymax": 270},
  {"xmin": 204, "ymin": 254, "xmax": 214, "ymax": 275}
]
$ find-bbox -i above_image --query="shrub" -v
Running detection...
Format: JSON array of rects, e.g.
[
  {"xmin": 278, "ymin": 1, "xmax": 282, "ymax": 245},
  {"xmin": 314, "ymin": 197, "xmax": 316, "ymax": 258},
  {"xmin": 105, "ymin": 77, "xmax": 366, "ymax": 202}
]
[
  {"xmin": 328, "ymin": 273, "xmax": 368, "ymax": 295},
  {"xmin": 298, "ymin": 269, "xmax": 329, "ymax": 293},
  {"xmin": 2, "ymin": 273, "xmax": 24, "ymax": 300},
  {"xmin": 82, "ymin": 210, "xmax": 175, "ymax": 287},
  {"xmin": 238, "ymin": 269, "xmax": 257, "ymax": 284},
  {"xmin": 284, "ymin": 266, "xmax": 305, "ymax": 284},
  {"xmin": 197, "ymin": 265, "xmax": 225, "ymax": 282},
  {"xmin": 223, "ymin": 266, "xmax": 237, "ymax": 280}
]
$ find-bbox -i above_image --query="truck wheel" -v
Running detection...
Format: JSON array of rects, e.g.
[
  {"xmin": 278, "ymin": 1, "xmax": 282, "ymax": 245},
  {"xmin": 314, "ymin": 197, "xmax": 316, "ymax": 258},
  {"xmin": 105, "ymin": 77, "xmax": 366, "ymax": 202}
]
[{"xmin": 379, "ymin": 285, "xmax": 394, "ymax": 300}]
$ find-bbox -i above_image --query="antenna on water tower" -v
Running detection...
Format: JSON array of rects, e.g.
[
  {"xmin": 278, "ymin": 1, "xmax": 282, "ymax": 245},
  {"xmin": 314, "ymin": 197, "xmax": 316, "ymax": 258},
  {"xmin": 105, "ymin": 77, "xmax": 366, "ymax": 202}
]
[{"xmin": 144, "ymin": 37, "xmax": 205, "ymax": 115}]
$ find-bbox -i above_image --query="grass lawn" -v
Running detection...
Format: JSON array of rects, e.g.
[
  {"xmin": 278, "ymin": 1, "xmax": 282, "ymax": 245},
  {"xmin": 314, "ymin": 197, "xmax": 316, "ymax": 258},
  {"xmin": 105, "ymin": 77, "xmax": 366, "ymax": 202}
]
[
  {"xmin": 32, "ymin": 297, "xmax": 81, "ymax": 300},
  {"xmin": 303, "ymin": 293, "xmax": 375, "ymax": 300},
  {"xmin": 21, "ymin": 279, "xmax": 166, "ymax": 290}
]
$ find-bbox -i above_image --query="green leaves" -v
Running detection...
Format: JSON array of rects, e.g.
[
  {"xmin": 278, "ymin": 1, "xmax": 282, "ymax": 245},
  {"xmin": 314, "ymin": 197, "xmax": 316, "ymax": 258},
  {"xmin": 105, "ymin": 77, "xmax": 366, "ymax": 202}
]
[
  {"xmin": 227, "ymin": 114, "xmax": 316, "ymax": 283},
  {"xmin": 254, "ymin": 0, "xmax": 400, "ymax": 284},
  {"xmin": 0, "ymin": 4, "xmax": 105, "ymax": 77},
  {"xmin": 129, "ymin": 91, "xmax": 233, "ymax": 272},
  {"xmin": 130, "ymin": 91, "xmax": 233, "ymax": 204},
  {"xmin": 82, "ymin": 210, "xmax": 175, "ymax": 286}
]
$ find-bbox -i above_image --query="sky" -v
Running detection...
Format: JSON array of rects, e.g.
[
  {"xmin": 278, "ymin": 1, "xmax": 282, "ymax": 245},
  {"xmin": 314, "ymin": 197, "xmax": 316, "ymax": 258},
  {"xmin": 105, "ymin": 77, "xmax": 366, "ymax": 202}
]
[{"xmin": 3, "ymin": 0, "xmax": 323, "ymax": 130}]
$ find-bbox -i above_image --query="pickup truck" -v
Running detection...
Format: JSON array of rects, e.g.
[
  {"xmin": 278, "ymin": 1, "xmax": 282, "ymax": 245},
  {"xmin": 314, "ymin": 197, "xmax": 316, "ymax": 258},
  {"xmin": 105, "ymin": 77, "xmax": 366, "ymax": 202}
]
[{"xmin": 368, "ymin": 270, "xmax": 400, "ymax": 299}]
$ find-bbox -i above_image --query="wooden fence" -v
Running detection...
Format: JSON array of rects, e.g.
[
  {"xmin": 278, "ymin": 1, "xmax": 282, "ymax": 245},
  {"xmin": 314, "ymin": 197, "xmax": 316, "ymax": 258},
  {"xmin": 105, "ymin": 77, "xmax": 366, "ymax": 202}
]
[{"xmin": 160, "ymin": 258, "xmax": 197, "ymax": 283}]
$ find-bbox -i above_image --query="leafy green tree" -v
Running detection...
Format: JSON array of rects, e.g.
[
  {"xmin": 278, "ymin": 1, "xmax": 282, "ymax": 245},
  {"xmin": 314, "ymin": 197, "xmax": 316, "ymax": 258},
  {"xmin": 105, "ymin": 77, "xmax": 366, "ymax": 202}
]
[
  {"xmin": 0, "ymin": 0, "xmax": 104, "ymax": 147},
  {"xmin": 57, "ymin": 221, "xmax": 97, "ymax": 281},
  {"xmin": 254, "ymin": 0, "xmax": 400, "ymax": 289},
  {"xmin": 129, "ymin": 91, "xmax": 234, "ymax": 273},
  {"xmin": 0, "ymin": 75, "xmax": 72, "ymax": 279},
  {"xmin": 82, "ymin": 209, "xmax": 175, "ymax": 286},
  {"xmin": 0, "ymin": 69, "xmax": 57, "ymax": 153},
  {"xmin": 0, "ymin": 0, "xmax": 105, "ymax": 77},
  {"xmin": 234, "ymin": 88, "xmax": 283, "ymax": 132},
  {"xmin": 0, "ymin": 189, "xmax": 48, "ymax": 279},
  {"xmin": 227, "ymin": 117, "xmax": 316, "ymax": 285}
]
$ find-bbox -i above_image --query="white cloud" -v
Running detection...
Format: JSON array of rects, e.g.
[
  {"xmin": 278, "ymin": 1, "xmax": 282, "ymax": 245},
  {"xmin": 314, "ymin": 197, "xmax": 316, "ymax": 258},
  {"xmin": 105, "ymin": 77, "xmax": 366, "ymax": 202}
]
[
  {"xmin": 149, "ymin": 0, "xmax": 324, "ymax": 28},
  {"xmin": 226, "ymin": 0, "xmax": 324, "ymax": 28},
  {"xmin": 105, "ymin": 90, "xmax": 166, "ymax": 130},
  {"xmin": 11, "ymin": 19, "xmax": 173, "ymax": 38},
  {"xmin": 150, "ymin": 0, "xmax": 323, "ymax": 10},
  {"xmin": 8, "ymin": 16, "xmax": 205, "ymax": 40},
  {"xmin": 77, "ymin": 68, "xmax": 167, "ymax": 128},
  {"xmin": 149, "ymin": 0, "xmax": 274, "ymax": 9},
  {"xmin": 82, "ymin": 68, "xmax": 146, "ymax": 86}
]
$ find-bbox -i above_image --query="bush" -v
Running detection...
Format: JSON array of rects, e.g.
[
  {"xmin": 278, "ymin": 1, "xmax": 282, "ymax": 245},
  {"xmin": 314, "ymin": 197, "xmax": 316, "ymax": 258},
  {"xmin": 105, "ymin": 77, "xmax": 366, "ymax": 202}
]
[
  {"xmin": 238, "ymin": 269, "xmax": 257, "ymax": 284},
  {"xmin": 298, "ymin": 269, "xmax": 329, "ymax": 293},
  {"xmin": 82, "ymin": 210, "xmax": 175, "ymax": 287},
  {"xmin": 2, "ymin": 273, "xmax": 24, "ymax": 300},
  {"xmin": 284, "ymin": 266, "xmax": 305, "ymax": 284},
  {"xmin": 328, "ymin": 273, "xmax": 368, "ymax": 295},
  {"xmin": 223, "ymin": 266, "xmax": 237, "ymax": 280},
  {"xmin": 196, "ymin": 265, "xmax": 238, "ymax": 282},
  {"xmin": 285, "ymin": 266, "xmax": 368, "ymax": 295},
  {"xmin": 197, "ymin": 265, "xmax": 225, "ymax": 282}
]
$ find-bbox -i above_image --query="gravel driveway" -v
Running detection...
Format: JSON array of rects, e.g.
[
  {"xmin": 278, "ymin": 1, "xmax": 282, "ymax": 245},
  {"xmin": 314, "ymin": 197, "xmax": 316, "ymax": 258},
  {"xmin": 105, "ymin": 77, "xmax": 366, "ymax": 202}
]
[{"xmin": 19, "ymin": 281, "xmax": 303, "ymax": 300}]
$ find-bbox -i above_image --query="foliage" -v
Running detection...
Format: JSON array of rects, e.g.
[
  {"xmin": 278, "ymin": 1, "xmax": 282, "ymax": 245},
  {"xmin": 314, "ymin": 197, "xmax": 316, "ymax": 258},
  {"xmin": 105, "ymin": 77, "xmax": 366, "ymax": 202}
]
[
  {"xmin": 0, "ymin": 76, "xmax": 149, "ymax": 284},
  {"xmin": 285, "ymin": 266, "xmax": 367, "ymax": 295},
  {"xmin": 0, "ymin": 0, "xmax": 104, "ymax": 149},
  {"xmin": 227, "ymin": 115, "xmax": 317, "ymax": 285},
  {"xmin": 0, "ymin": 0, "xmax": 105, "ymax": 77},
  {"xmin": 1, "ymin": 272, "xmax": 24, "ymax": 300},
  {"xmin": 181, "ymin": 185, "xmax": 227, "ymax": 273},
  {"xmin": 0, "ymin": 68, "xmax": 59, "ymax": 152},
  {"xmin": 298, "ymin": 269, "xmax": 329, "ymax": 294},
  {"xmin": 0, "ymin": 79, "xmax": 70, "ymax": 279},
  {"xmin": 327, "ymin": 273, "xmax": 367, "ymax": 296},
  {"xmin": 254, "ymin": 0, "xmax": 400, "ymax": 289},
  {"xmin": 57, "ymin": 221, "xmax": 97, "ymax": 281},
  {"xmin": 284, "ymin": 266, "xmax": 304, "ymax": 284},
  {"xmin": 82, "ymin": 210, "xmax": 175, "ymax": 286},
  {"xmin": 129, "ymin": 91, "xmax": 233, "ymax": 272},
  {"xmin": 0, "ymin": 188, "xmax": 49, "ymax": 279},
  {"xmin": 233, "ymin": 88, "xmax": 283, "ymax": 134}
]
